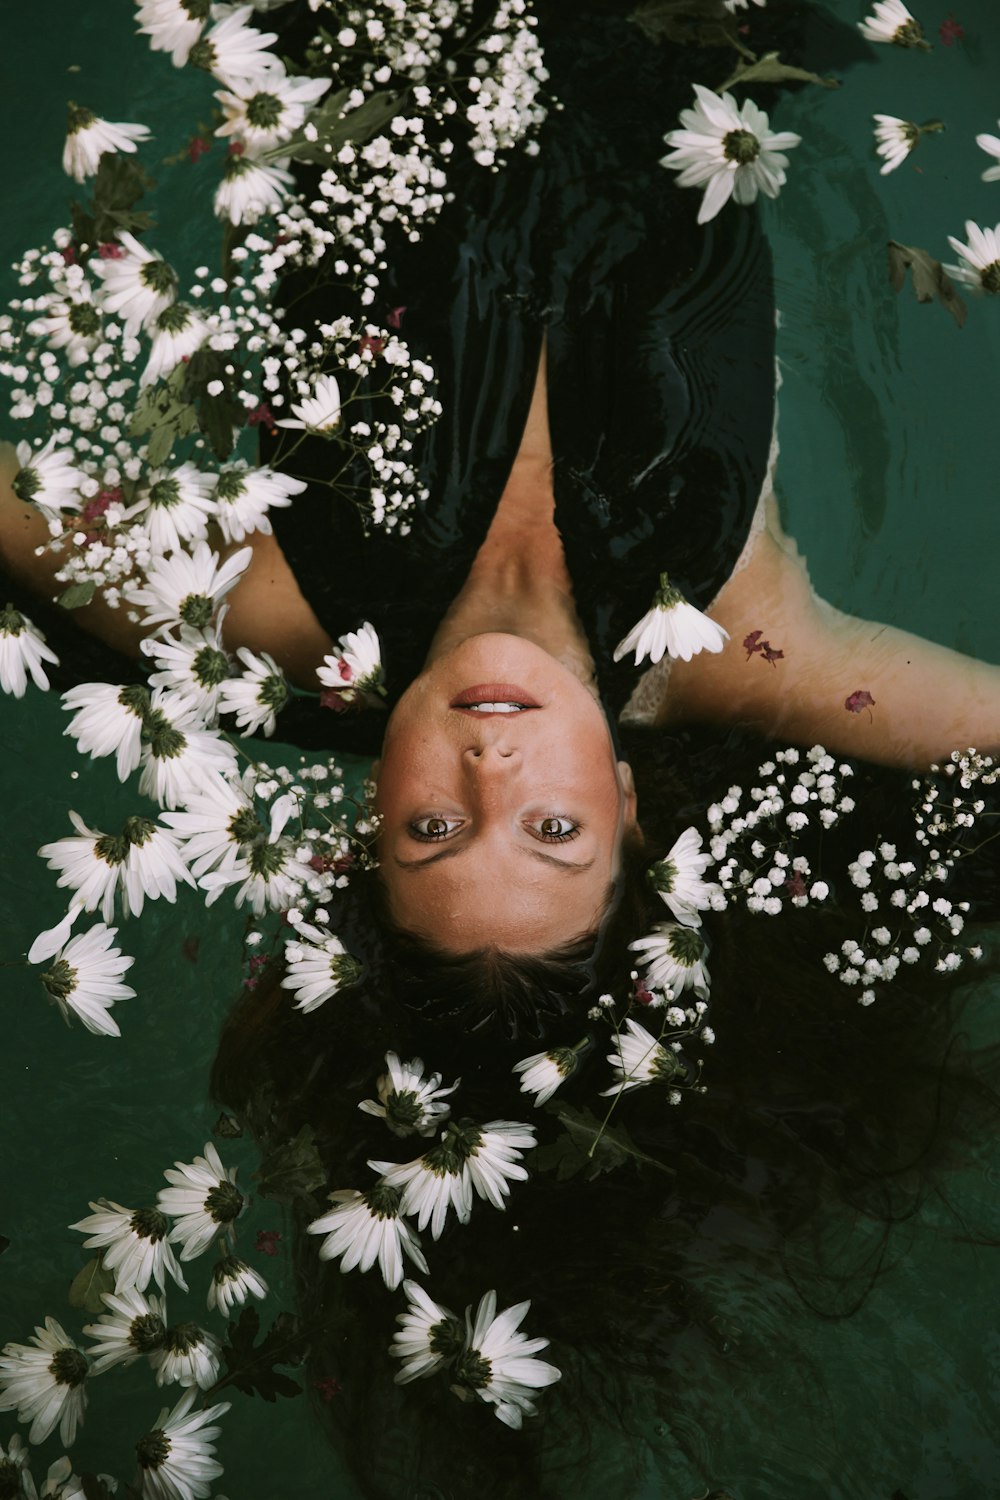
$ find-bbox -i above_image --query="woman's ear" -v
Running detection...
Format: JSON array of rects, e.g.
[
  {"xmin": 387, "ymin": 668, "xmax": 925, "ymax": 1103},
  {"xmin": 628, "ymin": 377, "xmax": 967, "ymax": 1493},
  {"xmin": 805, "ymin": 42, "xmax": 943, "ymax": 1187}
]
[{"xmin": 617, "ymin": 761, "xmax": 641, "ymax": 840}]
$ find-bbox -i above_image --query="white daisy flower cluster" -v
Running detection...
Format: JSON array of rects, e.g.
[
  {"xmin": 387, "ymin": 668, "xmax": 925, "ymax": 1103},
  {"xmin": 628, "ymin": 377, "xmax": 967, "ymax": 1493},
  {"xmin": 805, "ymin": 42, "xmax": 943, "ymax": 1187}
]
[{"xmin": 0, "ymin": 1138, "xmax": 267, "ymax": 1485}]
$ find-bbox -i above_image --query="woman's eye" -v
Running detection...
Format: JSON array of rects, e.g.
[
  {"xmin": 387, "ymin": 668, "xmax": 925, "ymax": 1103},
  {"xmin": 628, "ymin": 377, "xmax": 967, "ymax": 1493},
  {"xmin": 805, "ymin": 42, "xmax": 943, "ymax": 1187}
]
[
  {"xmin": 409, "ymin": 816, "xmax": 463, "ymax": 841},
  {"xmin": 531, "ymin": 816, "xmax": 581, "ymax": 843}
]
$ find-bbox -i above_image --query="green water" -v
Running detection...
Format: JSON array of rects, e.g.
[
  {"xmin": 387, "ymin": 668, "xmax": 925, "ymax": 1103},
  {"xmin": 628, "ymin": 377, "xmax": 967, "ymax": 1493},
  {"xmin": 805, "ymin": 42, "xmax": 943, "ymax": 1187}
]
[{"xmin": 1, "ymin": 2, "xmax": 1000, "ymax": 1496}]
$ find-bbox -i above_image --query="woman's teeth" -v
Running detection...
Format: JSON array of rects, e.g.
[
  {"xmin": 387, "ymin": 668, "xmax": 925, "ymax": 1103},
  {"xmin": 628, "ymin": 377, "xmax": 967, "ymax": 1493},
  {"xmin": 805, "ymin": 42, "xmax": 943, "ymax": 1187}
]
[{"xmin": 464, "ymin": 702, "xmax": 527, "ymax": 712}]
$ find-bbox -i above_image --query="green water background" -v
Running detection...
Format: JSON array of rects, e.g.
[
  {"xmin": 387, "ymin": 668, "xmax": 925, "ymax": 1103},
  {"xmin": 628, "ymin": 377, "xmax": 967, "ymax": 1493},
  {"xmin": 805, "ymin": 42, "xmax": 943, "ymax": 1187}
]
[{"xmin": 1, "ymin": 2, "xmax": 999, "ymax": 1495}]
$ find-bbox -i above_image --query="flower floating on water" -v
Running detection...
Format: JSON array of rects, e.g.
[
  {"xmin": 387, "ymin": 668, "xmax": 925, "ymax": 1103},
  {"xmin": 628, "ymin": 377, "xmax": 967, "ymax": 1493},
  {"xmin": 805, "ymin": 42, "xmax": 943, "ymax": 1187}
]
[
  {"xmin": 214, "ymin": 150, "xmax": 294, "ymax": 226},
  {"xmin": 614, "ymin": 573, "xmax": 729, "ymax": 666},
  {"xmin": 207, "ymin": 1254, "xmax": 268, "ymax": 1317},
  {"xmin": 158, "ymin": 1143, "xmax": 245, "ymax": 1262},
  {"xmin": 318, "ymin": 621, "xmax": 386, "ymax": 706},
  {"xmin": 26, "ymin": 281, "xmax": 103, "ymax": 367},
  {"xmin": 62, "ymin": 682, "xmax": 148, "ymax": 780},
  {"xmin": 630, "ymin": 922, "xmax": 711, "ymax": 998},
  {"xmin": 280, "ymin": 922, "xmax": 362, "ymax": 1012},
  {"xmin": 211, "ymin": 463, "xmax": 304, "ymax": 544},
  {"xmin": 71, "ymin": 1201, "xmax": 188, "ymax": 1296},
  {"xmin": 0, "ymin": 604, "xmax": 59, "ymax": 699},
  {"xmin": 723, "ymin": 0, "xmax": 766, "ymax": 9},
  {"xmin": 451, "ymin": 1289, "xmax": 561, "ymax": 1430},
  {"xmin": 186, "ymin": 6, "xmax": 281, "ymax": 91},
  {"xmin": 948, "ymin": 221, "xmax": 1000, "ymax": 292},
  {"xmin": 126, "ymin": 541, "xmax": 253, "ymax": 632},
  {"xmin": 141, "ymin": 303, "xmax": 210, "ymax": 387},
  {"xmin": 307, "ymin": 1183, "xmax": 429, "ymax": 1291},
  {"xmin": 648, "ymin": 827, "xmax": 720, "ymax": 926},
  {"xmin": 217, "ymin": 646, "xmax": 289, "ymax": 737},
  {"xmin": 390, "ymin": 1281, "xmax": 465, "ymax": 1384},
  {"xmin": 601, "ymin": 1017, "xmax": 687, "ymax": 1097},
  {"xmin": 358, "ymin": 1051, "xmax": 460, "ymax": 1137},
  {"xmin": 976, "ymin": 123, "xmax": 1000, "ymax": 183},
  {"xmin": 133, "ymin": 1388, "xmax": 230, "ymax": 1500},
  {"xmin": 36, "ymin": 810, "xmax": 195, "ymax": 929},
  {"xmin": 513, "ymin": 1046, "xmax": 579, "ymax": 1106},
  {"xmin": 149, "ymin": 1322, "xmax": 221, "ymax": 1390},
  {"xmin": 135, "ymin": 0, "xmax": 210, "ymax": 67},
  {"xmin": 0, "ymin": 1318, "xmax": 89, "ymax": 1446},
  {"xmin": 141, "ymin": 625, "xmax": 232, "ymax": 721},
  {"xmin": 62, "ymin": 102, "xmax": 151, "ymax": 183},
  {"xmin": 90, "ymin": 230, "xmax": 178, "ymax": 339},
  {"xmin": 873, "ymin": 115, "xmax": 944, "ymax": 174},
  {"xmin": 660, "ymin": 86, "xmax": 801, "ymax": 226},
  {"xmin": 37, "ymin": 921, "xmax": 136, "ymax": 1037},
  {"xmin": 83, "ymin": 1287, "xmax": 167, "ymax": 1375},
  {"xmin": 857, "ymin": 0, "xmax": 930, "ymax": 47},
  {"xmin": 215, "ymin": 73, "xmax": 332, "ymax": 153},
  {"xmin": 12, "ymin": 438, "xmax": 85, "ymax": 516},
  {"xmin": 276, "ymin": 372, "xmax": 343, "ymax": 435}
]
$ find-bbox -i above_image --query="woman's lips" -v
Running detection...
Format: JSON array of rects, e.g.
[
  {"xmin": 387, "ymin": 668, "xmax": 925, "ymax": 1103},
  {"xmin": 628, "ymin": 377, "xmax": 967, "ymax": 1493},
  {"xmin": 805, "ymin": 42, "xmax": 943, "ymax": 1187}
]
[{"xmin": 450, "ymin": 683, "xmax": 542, "ymax": 709}]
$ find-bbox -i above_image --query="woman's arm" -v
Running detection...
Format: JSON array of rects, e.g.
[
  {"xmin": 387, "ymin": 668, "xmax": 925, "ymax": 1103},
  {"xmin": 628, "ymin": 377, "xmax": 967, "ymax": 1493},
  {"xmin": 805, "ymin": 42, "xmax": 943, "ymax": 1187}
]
[{"xmin": 661, "ymin": 500, "xmax": 1000, "ymax": 769}]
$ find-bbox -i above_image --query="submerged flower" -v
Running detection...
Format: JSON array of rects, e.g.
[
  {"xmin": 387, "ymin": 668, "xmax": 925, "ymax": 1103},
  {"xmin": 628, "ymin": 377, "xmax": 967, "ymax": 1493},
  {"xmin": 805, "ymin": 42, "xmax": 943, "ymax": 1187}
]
[
  {"xmin": 452, "ymin": 1290, "xmax": 560, "ymax": 1429},
  {"xmin": 206, "ymin": 1255, "xmax": 268, "ymax": 1316},
  {"xmin": 36, "ymin": 921, "xmax": 136, "ymax": 1037},
  {"xmin": 216, "ymin": 647, "xmax": 289, "ymax": 737},
  {"xmin": 0, "ymin": 605, "xmax": 59, "ymax": 698},
  {"xmin": 390, "ymin": 1281, "xmax": 465, "ymax": 1384},
  {"xmin": 307, "ymin": 1182, "xmax": 429, "ymax": 1290},
  {"xmin": 858, "ymin": 0, "xmax": 929, "ymax": 46},
  {"xmin": 0, "ymin": 1319, "xmax": 88, "ymax": 1447},
  {"xmin": 279, "ymin": 925, "xmax": 362, "ymax": 1011},
  {"xmin": 133, "ymin": 1388, "xmax": 230, "ymax": 1500},
  {"xmin": 873, "ymin": 114, "xmax": 920, "ymax": 174},
  {"xmin": 12, "ymin": 438, "xmax": 85, "ymax": 517},
  {"xmin": 71, "ymin": 1201, "xmax": 188, "ymax": 1295},
  {"xmin": 62, "ymin": 102, "xmax": 150, "ymax": 182},
  {"xmin": 317, "ymin": 621, "xmax": 385, "ymax": 705},
  {"xmin": 275, "ymin": 372, "xmax": 342, "ymax": 435},
  {"xmin": 613, "ymin": 572, "xmax": 729, "ymax": 665},
  {"xmin": 158, "ymin": 1143, "xmax": 244, "ymax": 1261},
  {"xmin": 945, "ymin": 220, "xmax": 1000, "ymax": 295},
  {"xmin": 91, "ymin": 230, "xmax": 178, "ymax": 339},
  {"xmin": 358, "ymin": 1052, "xmax": 460, "ymax": 1137},
  {"xmin": 647, "ymin": 827, "xmax": 719, "ymax": 925},
  {"xmin": 83, "ymin": 1287, "xmax": 167, "ymax": 1374},
  {"xmin": 512, "ymin": 1048, "xmax": 578, "ymax": 1106},
  {"xmin": 660, "ymin": 85, "xmax": 801, "ymax": 225},
  {"xmin": 213, "ymin": 151, "xmax": 294, "ymax": 225},
  {"xmin": 149, "ymin": 1322, "xmax": 221, "ymax": 1390},
  {"xmin": 630, "ymin": 922, "xmax": 711, "ymax": 998},
  {"xmin": 211, "ymin": 463, "xmax": 304, "ymax": 543},
  {"xmin": 976, "ymin": 122, "xmax": 1000, "ymax": 182},
  {"xmin": 601, "ymin": 1017, "xmax": 688, "ymax": 1095}
]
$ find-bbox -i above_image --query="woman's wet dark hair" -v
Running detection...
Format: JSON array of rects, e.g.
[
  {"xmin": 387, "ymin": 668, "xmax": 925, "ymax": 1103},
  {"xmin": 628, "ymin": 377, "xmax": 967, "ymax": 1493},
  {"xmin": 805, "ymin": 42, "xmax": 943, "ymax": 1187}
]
[{"xmin": 212, "ymin": 727, "xmax": 1000, "ymax": 1499}]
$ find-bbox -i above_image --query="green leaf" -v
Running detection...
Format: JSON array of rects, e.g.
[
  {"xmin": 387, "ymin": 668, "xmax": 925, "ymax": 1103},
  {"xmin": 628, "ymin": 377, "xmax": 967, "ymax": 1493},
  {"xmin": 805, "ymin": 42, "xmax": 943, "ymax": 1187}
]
[
  {"xmin": 253, "ymin": 1123, "xmax": 327, "ymax": 1205},
  {"xmin": 80, "ymin": 153, "xmax": 156, "ymax": 245},
  {"xmin": 629, "ymin": 0, "xmax": 744, "ymax": 50},
  {"xmin": 57, "ymin": 580, "xmax": 97, "ymax": 611},
  {"xmin": 81, "ymin": 1477, "xmax": 117, "ymax": 1500},
  {"xmin": 887, "ymin": 240, "xmax": 967, "ymax": 328},
  {"xmin": 213, "ymin": 1111, "xmax": 244, "ymax": 1140},
  {"xmin": 716, "ymin": 50, "xmax": 840, "ymax": 93},
  {"xmin": 219, "ymin": 1306, "xmax": 304, "ymax": 1402},
  {"xmin": 269, "ymin": 86, "xmax": 404, "ymax": 165},
  {"xmin": 68, "ymin": 1255, "xmax": 116, "ymax": 1314},
  {"xmin": 182, "ymin": 348, "xmax": 244, "ymax": 461},
  {"xmin": 532, "ymin": 1103, "xmax": 675, "ymax": 1183},
  {"xmin": 129, "ymin": 363, "xmax": 199, "ymax": 467}
]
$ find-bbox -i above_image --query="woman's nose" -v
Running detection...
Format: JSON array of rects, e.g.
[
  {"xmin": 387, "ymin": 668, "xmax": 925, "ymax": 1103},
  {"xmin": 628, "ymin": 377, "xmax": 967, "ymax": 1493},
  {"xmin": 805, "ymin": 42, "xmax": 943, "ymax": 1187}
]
[{"xmin": 463, "ymin": 744, "xmax": 519, "ymax": 766}]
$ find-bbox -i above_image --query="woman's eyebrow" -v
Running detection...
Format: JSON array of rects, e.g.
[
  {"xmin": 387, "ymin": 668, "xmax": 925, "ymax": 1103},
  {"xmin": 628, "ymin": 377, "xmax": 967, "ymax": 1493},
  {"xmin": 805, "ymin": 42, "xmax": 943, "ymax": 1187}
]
[{"xmin": 393, "ymin": 844, "xmax": 596, "ymax": 872}]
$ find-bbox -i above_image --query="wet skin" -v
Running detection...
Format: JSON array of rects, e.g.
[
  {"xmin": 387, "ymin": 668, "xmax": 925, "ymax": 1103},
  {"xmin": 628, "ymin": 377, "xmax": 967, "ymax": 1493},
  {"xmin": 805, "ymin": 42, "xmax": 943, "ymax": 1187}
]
[{"xmin": 374, "ymin": 633, "xmax": 638, "ymax": 953}]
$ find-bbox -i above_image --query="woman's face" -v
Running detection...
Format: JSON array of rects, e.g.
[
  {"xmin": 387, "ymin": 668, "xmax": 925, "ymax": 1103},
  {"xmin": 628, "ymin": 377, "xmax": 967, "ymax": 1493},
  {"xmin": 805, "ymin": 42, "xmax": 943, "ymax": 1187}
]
[{"xmin": 374, "ymin": 633, "xmax": 638, "ymax": 952}]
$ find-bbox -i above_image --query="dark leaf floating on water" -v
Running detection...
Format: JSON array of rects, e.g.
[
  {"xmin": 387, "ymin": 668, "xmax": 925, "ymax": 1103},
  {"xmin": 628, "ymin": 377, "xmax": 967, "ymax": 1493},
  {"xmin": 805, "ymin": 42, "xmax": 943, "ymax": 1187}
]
[
  {"xmin": 81, "ymin": 1477, "xmax": 117, "ymax": 1500},
  {"xmin": 717, "ymin": 51, "xmax": 840, "ymax": 95},
  {"xmin": 629, "ymin": 0, "xmax": 743, "ymax": 50},
  {"xmin": 213, "ymin": 1111, "xmax": 243, "ymax": 1140},
  {"xmin": 533, "ymin": 1102, "xmax": 675, "ymax": 1183},
  {"xmin": 887, "ymin": 241, "xmax": 967, "ymax": 328},
  {"xmin": 68, "ymin": 1255, "xmax": 116, "ymax": 1315},
  {"xmin": 253, "ymin": 1124, "xmax": 328, "ymax": 1205},
  {"xmin": 220, "ymin": 1306, "xmax": 304, "ymax": 1402},
  {"xmin": 0, "ymin": 1235, "xmax": 9, "ymax": 1255}
]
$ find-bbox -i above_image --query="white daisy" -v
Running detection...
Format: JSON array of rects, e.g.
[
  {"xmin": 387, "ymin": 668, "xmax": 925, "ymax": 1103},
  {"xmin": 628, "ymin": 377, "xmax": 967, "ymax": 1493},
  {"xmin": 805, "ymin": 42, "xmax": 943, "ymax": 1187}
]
[
  {"xmin": 370, "ymin": 1135, "xmax": 474, "ymax": 1242},
  {"xmin": 316, "ymin": 621, "xmax": 385, "ymax": 704},
  {"xmin": 873, "ymin": 115, "xmax": 920, "ymax": 174},
  {"xmin": 275, "ymin": 372, "xmax": 342, "ymax": 435},
  {"xmin": 216, "ymin": 646, "xmax": 288, "ymax": 737},
  {"xmin": 211, "ymin": 464, "xmax": 304, "ymax": 543},
  {"xmin": 463, "ymin": 1122, "xmax": 535, "ymax": 1211},
  {"xmin": 37, "ymin": 921, "xmax": 136, "ymax": 1038},
  {"xmin": 12, "ymin": 438, "xmax": 85, "ymax": 517},
  {"xmin": 159, "ymin": 774, "xmax": 267, "ymax": 880},
  {"xmin": 138, "ymin": 695, "xmax": 239, "ymax": 810},
  {"xmin": 206, "ymin": 1255, "xmax": 268, "ymax": 1317},
  {"xmin": 128, "ymin": 463, "xmax": 218, "ymax": 555},
  {"xmin": 0, "ymin": 1434, "xmax": 35, "ymax": 1498},
  {"xmin": 134, "ymin": 1389, "xmax": 230, "ymax": 1500},
  {"xmin": 630, "ymin": 922, "xmax": 711, "ymax": 999},
  {"xmin": 141, "ymin": 303, "xmax": 210, "ymax": 387},
  {"xmin": 307, "ymin": 1182, "xmax": 429, "ymax": 1291},
  {"xmin": 648, "ymin": 827, "xmax": 719, "ymax": 925},
  {"xmin": 141, "ymin": 624, "xmax": 232, "ymax": 721},
  {"xmin": 600, "ymin": 1017, "xmax": 687, "ymax": 1096},
  {"xmin": 70, "ymin": 1201, "xmax": 188, "ymax": 1295},
  {"xmin": 0, "ymin": 606, "xmax": 59, "ymax": 698},
  {"xmin": 723, "ymin": 0, "xmax": 766, "ymax": 9},
  {"xmin": 37, "ymin": 810, "xmax": 195, "ymax": 924},
  {"xmin": 389, "ymin": 1280, "xmax": 464, "ymax": 1384},
  {"xmin": 26, "ymin": 282, "xmax": 102, "ymax": 366},
  {"xmin": 977, "ymin": 123, "xmax": 1000, "ymax": 183},
  {"xmin": 214, "ymin": 150, "xmax": 293, "ymax": 226},
  {"xmin": 158, "ymin": 1143, "xmax": 245, "ymax": 1262},
  {"xmin": 946, "ymin": 220, "xmax": 1000, "ymax": 295},
  {"xmin": 149, "ymin": 1323, "xmax": 221, "ymax": 1390},
  {"xmin": 91, "ymin": 230, "xmax": 178, "ymax": 339},
  {"xmin": 358, "ymin": 1052, "xmax": 459, "ymax": 1138},
  {"xmin": 453, "ymin": 1290, "xmax": 560, "ymax": 1430},
  {"xmin": 83, "ymin": 1287, "xmax": 167, "ymax": 1375},
  {"xmin": 126, "ymin": 541, "xmax": 253, "ymax": 632},
  {"xmin": 135, "ymin": 0, "xmax": 209, "ymax": 67},
  {"xmin": 198, "ymin": 832, "xmax": 311, "ymax": 915},
  {"xmin": 660, "ymin": 85, "xmax": 801, "ymax": 225},
  {"xmin": 280, "ymin": 922, "xmax": 363, "ymax": 1012},
  {"xmin": 0, "ymin": 1319, "xmax": 88, "ymax": 1448},
  {"xmin": 858, "ymin": 0, "xmax": 929, "ymax": 47},
  {"xmin": 62, "ymin": 103, "xmax": 150, "ymax": 183},
  {"xmin": 187, "ymin": 6, "xmax": 282, "ymax": 90},
  {"xmin": 62, "ymin": 681, "xmax": 149, "ymax": 780},
  {"xmin": 215, "ymin": 73, "xmax": 331, "ymax": 152},
  {"xmin": 512, "ymin": 1048, "xmax": 577, "ymax": 1107},
  {"xmin": 613, "ymin": 572, "xmax": 729, "ymax": 665}
]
